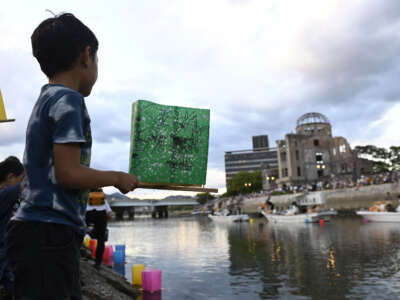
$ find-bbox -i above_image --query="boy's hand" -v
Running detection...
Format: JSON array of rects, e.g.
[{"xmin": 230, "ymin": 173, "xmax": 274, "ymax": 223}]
[
  {"xmin": 115, "ymin": 172, "xmax": 138, "ymax": 194},
  {"xmin": 54, "ymin": 144, "xmax": 139, "ymax": 191}
]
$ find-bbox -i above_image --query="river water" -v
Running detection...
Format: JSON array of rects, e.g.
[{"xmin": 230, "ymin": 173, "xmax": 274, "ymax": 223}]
[{"xmin": 108, "ymin": 215, "xmax": 400, "ymax": 300}]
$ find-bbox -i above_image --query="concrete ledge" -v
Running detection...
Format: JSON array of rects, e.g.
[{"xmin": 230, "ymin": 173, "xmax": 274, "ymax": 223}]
[{"xmin": 240, "ymin": 183, "xmax": 400, "ymax": 213}]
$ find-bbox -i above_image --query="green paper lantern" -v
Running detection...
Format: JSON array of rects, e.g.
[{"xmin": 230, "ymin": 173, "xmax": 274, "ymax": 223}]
[{"xmin": 129, "ymin": 100, "xmax": 210, "ymax": 185}]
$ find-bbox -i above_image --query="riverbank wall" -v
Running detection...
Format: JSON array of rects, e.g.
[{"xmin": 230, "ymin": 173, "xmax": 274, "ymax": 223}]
[
  {"xmin": 80, "ymin": 248, "xmax": 140, "ymax": 300},
  {"xmin": 239, "ymin": 183, "xmax": 400, "ymax": 213}
]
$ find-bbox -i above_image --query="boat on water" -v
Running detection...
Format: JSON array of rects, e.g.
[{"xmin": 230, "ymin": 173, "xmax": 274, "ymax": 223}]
[
  {"xmin": 356, "ymin": 200, "xmax": 400, "ymax": 222},
  {"xmin": 208, "ymin": 214, "xmax": 250, "ymax": 223},
  {"xmin": 261, "ymin": 209, "xmax": 337, "ymax": 223},
  {"xmin": 356, "ymin": 211, "xmax": 400, "ymax": 222},
  {"xmin": 261, "ymin": 191, "xmax": 337, "ymax": 224}
]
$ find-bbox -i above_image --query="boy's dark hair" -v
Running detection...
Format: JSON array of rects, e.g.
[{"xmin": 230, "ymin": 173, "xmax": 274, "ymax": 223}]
[
  {"xmin": 0, "ymin": 156, "xmax": 24, "ymax": 183},
  {"xmin": 31, "ymin": 13, "xmax": 98, "ymax": 78}
]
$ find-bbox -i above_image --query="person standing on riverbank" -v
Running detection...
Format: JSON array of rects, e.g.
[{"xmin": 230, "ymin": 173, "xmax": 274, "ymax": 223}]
[
  {"xmin": 86, "ymin": 188, "xmax": 113, "ymax": 269},
  {"xmin": 5, "ymin": 13, "xmax": 138, "ymax": 300},
  {"xmin": 0, "ymin": 157, "xmax": 24, "ymax": 300}
]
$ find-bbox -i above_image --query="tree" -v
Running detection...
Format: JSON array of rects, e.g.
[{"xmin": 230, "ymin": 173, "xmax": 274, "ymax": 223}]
[
  {"xmin": 196, "ymin": 192, "xmax": 215, "ymax": 205},
  {"xmin": 355, "ymin": 145, "xmax": 400, "ymax": 172},
  {"xmin": 389, "ymin": 146, "xmax": 400, "ymax": 171},
  {"xmin": 226, "ymin": 171, "xmax": 262, "ymax": 196}
]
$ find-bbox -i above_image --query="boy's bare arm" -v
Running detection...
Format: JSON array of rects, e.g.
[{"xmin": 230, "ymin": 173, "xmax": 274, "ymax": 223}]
[{"xmin": 54, "ymin": 143, "xmax": 138, "ymax": 194}]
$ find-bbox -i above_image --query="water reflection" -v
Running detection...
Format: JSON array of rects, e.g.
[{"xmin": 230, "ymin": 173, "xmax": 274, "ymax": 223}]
[
  {"xmin": 108, "ymin": 216, "xmax": 400, "ymax": 300},
  {"xmin": 136, "ymin": 291, "xmax": 162, "ymax": 300},
  {"xmin": 226, "ymin": 217, "xmax": 400, "ymax": 299}
]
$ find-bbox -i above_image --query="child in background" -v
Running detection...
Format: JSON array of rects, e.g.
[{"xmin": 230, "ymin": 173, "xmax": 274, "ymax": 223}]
[
  {"xmin": 0, "ymin": 156, "xmax": 24, "ymax": 300},
  {"xmin": 5, "ymin": 13, "xmax": 138, "ymax": 300},
  {"xmin": 86, "ymin": 188, "xmax": 113, "ymax": 269}
]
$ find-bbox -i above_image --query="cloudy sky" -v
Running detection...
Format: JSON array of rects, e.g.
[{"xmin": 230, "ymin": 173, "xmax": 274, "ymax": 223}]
[{"xmin": 1, "ymin": 0, "xmax": 400, "ymax": 198}]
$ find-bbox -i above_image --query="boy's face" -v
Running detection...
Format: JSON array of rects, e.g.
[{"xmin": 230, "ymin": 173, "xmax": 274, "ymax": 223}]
[{"xmin": 80, "ymin": 48, "xmax": 98, "ymax": 97}]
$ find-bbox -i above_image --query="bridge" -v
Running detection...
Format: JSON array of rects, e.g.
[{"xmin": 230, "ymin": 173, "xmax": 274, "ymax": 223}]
[{"xmin": 106, "ymin": 193, "xmax": 199, "ymax": 219}]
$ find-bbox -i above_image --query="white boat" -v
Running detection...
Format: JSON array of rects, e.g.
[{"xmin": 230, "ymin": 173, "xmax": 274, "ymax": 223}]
[
  {"xmin": 356, "ymin": 211, "xmax": 400, "ymax": 222},
  {"xmin": 261, "ymin": 210, "xmax": 337, "ymax": 223},
  {"xmin": 260, "ymin": 191, "xmax": 337, "ymax": 223},
  {"xmin": 208, "ymin": 214, "xmax": 250, "ymax": 223}
]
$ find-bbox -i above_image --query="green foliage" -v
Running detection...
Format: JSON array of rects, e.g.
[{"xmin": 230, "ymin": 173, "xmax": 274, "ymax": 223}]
[
  {"xmin": 226, "ymin": 171, "xmax": 262, "ymax": 196},
  {"xmin": 390, "ymin": 146, "xmax": 400, "ymax": 171},
  {"xmin": 355, "ymin": 145, "xmax": 400, "ymax": 172},
  {"xmin": 196, "ymin": 192, "xmax": 215, "ymax": 205},
  {"xmin": 220, "ymin": 192, "xmax": 230, "ymax": 198}
]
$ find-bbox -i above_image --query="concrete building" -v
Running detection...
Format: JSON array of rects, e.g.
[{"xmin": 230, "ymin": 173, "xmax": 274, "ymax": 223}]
[
  {"xmin": 276, "ymin": 112, "xmax": 373, "ymax": 188},
  {"xmin": 252, "ymin": 135, "xmax": 269, "ymax": 150},
  {"xmin": 224, "ymin": 135, "xmax": 278, "ymax": 186}
]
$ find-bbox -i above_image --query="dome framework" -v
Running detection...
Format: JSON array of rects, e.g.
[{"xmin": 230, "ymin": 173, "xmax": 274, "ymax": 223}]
[{"xmin": 296, "ymin": 112, "xmax": 330, "ymax": 128}]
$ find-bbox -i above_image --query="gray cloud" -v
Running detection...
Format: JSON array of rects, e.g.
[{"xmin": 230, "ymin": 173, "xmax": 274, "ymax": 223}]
[
  {"xmin": 2, "ymin": 1, "xmax": 400, "ymax": 192},
  {"xmin": 0, "ymin": 49, "xmax": 42, "ymax": 146},
  {"xmin": 291, "ymin": 3, "xmax": 400, "ymax": 108}
]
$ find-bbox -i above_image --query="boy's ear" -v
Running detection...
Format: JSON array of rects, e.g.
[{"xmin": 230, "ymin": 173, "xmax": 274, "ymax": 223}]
[
  {"xmin": 5, "ymin": 173, "xmax": 15, "ymax": 184},
  {"xmin": 80, "ymin": 46, "xmax": 92, "ymax": 68}
]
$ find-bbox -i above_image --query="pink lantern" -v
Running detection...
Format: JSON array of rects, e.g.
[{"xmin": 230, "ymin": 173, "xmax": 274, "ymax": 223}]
[{"xmin": 142, "ymin": 269, "xmax": 162, "ymax": 293}]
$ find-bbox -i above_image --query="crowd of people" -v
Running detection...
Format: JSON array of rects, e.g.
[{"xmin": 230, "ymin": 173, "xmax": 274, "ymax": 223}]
[
  {"xmin": 219, "ymin": 171, "xmax": 400, "ymax": 218},
  {"xmin": 273, "ymin": 171, "xmax": 400, "ymax": 194}
]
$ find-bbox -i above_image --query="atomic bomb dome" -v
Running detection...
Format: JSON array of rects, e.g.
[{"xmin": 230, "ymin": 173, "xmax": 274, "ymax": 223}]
[
  {"xmin": 296, "ymin": 112, "xmax": 330, "ymax": 127},
  {"xmin": 296, "ymin": 112, "xmax": 332, "ymax": 136}
]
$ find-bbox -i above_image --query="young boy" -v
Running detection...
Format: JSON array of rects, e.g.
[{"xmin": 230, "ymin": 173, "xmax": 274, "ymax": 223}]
[
  {"xmin": 5, "ymin": 13, "xmax": 138, "ymax": 300},
  {"xmin": 0, "ymin": 156, "xmax": 24, "ymax": 300}
]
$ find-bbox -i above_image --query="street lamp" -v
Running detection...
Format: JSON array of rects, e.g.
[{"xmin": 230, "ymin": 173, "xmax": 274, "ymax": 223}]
[{"xmin": 266, "ymin": 176, "xmax": 276, "ymax": 183}]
